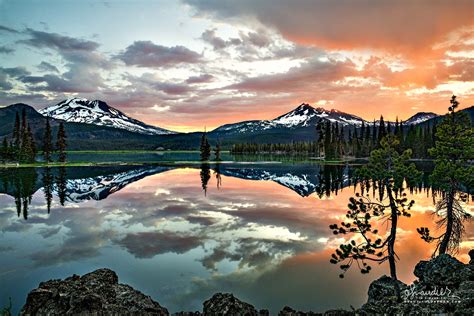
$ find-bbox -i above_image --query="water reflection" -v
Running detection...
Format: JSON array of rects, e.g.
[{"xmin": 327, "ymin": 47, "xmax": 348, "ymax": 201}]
[{"xmin": 0, "ymin": 164, "xmax": 472, "ymax": 314}]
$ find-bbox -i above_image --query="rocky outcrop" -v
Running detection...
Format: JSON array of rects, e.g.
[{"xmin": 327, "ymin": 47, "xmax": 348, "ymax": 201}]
[
  {"xmin": 358, "ymin": 253, "xmax": 474, "ymax": 315},
  {"xmin": 203, "ymin": 293, "xmax": 258, "ymax": 315},
  {"xmin": 20, "ymin": 268, "xmax": 168, "ymax": 315}
]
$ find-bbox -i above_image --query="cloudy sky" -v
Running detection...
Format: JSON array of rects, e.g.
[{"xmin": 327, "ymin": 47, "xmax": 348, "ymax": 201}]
[{"xmin": 0, "ymin": 0, "xmax": 473, "ymax": 132}]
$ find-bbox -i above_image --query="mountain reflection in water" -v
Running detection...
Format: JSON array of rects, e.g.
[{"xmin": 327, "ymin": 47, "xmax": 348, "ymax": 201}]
[{"xmin": 0, "ymin": 164, "xmax": 472, "ymax": 314}]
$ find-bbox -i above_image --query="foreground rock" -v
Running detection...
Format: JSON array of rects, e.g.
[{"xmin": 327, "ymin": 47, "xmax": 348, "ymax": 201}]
[
  {"xmin": 359, "ymin": 253, "xmax": 474, "ymax": 315},
  {"xmin": 20, "ymin": 268, "xmax": 168, "ymax": 315}
]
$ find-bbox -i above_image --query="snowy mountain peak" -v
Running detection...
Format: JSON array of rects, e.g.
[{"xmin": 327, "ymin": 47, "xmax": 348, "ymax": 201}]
[
  {"xmin": 404, "ymin": 112, "xmax": 438, "ymax": 125},
  {"xmin": 40, "ymin": 98, "xmax": 176, "ymax": 135},
  {"xmin": 214, "ymin": 103, "xmax": 367, "ymax": 134}
]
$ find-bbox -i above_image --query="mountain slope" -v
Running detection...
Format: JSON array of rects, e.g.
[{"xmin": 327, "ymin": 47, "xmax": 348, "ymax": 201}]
[
  {"xmin": 213, "ymin": 103, "xmax": 366, "ymax": 135},
  {"xmin": 40, "ymin": 98, "xmax": 176, "ymax": 135},
  {"xmin": 404, "ymin": 112, "xmax": 438, "ymax": 125}
]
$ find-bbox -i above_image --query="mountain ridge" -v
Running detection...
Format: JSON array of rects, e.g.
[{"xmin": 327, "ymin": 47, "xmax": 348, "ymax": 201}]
[
  {"xmin": 39, "ymin": 98, "xmax": 176, "ymax": 136},
  {"xmin": 1, "ymin": 100, "xmax": 472, "ymax": 150}
]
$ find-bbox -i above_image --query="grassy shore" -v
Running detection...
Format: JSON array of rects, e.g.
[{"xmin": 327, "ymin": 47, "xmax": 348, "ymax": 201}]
[{"xmin": 0, "ymin": 150, "xmax": 375, "ymax": 168}]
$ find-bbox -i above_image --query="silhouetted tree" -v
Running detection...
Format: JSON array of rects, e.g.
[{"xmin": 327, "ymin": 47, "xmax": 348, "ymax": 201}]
[
  {"xmin": 43, "ymin": 117, "xmax": 53, "ymax": 163},
  {"xmin": 13, "ymin": 111, "xmax": 21, "ymax": 150},
  {"xmin": 200, "ymin": 131, "xmax": 211, "ymax": 161},
  {"xmin": 329, "ymin": 135, "xmax": 421, "ymax": 281},
  {"xmin": 417, "ymin": 96, "xmax": 473, "ymax": 256},
  {"xmin": 56, "ymin": 122, "xmax": 67, "ymax": 163}
]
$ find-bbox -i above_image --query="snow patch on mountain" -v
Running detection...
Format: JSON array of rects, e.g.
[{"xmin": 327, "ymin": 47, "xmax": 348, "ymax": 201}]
[
  {"xmin": 40, "ymin": 98, "xmax": 176, "ymax": 135},
  {"xmin": 214, "ymin": 103, "xmax": 367, "ymax": 134},
  {"xmin": 404, "ymin": 112, "xmax": 438, "ymax": 125}
]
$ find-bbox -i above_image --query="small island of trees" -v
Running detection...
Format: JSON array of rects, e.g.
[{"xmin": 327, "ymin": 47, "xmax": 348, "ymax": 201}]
[{"xmin": 0, "ymin": 110, "xmax": 67, "ymax": 164}]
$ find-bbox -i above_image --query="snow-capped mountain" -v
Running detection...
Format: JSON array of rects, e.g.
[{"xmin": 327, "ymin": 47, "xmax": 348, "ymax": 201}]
[
  {"xmin": 40, "ymin": 98, "xmax": 176, "ymax": 135},
  {"xmin": 213, "ymin": 103, "xmax": 367, "ymax": 134},
  {"xmin": 52, "ymin": 166, "xmax": 170, "ymax": 203},
  {"xmin": 219, "ymin": 164, "xmax": 352, "ymax": 197},
  {"xmin": 403, "ymin": 112, "xmax": 438, "ymax": 125}
]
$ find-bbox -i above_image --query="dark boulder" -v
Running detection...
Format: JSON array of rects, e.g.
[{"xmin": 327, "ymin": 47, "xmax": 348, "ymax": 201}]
[
  {"xmin": 20, "ymin": 268, "xmax": 169, "ymax": 315},
  {"xmin": 414, "ymin": 254, "xmax": 471, "ymax": 286},
  {"xmin": 203, "ymin": 293, "xmax": 258, "ymax": 315},
  {"xmin": 359, "ymin": 251, "xmax": 474, "ymax": 315}
]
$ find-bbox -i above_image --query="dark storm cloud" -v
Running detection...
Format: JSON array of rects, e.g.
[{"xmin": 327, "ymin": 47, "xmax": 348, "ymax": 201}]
[
  {"xmin": 116, "ymin": 231, "xmax": 203, "ymax": 258},
  {"xmin": 37, "ymin": 61, "xmax": 60, "ymax": 73},
  {"xmin": 19, "ymin": 28, "xmax": 100, "ymax": 51},
  {"xmin": 117, "ymin": 40, "xmax": 202, "ymax": 68},
  {"xmin": 0, "ymin": 46, "xmax": 14, "ymax": 54}
]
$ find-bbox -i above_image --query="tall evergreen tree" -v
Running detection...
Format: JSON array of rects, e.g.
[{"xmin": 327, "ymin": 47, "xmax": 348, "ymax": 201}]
[
  {"xmin": 13, "ymin": 111, "xmax": 21, "ymax": 150},
  {"xmin": 43, "ymin": 117, "xmax": 53, "ymax": 163},
  {"xmin": 56, "ymin": 122, "xmax": 67, "ymax": 163},
  {"xmin": 377, "ymin": 115, "xmax": 386, "ymax": 144},
  {"xmin": 371, "ymin": 120, "xmax": 377, "ymax": 148},
  {"xmin": 1, "ymin": 137, "xmax": 8, "ymax": 162},
  {"xmin": 27, "ymin": 124, "xmax": 36, "ymax": 159},
  {"xmin": 19, "ymin": 111, "xmax": 35, "ymax": 163},
  {"xmin": 199, "ymin": 130, "xmax": 211, "ymax": 161},
  {"xmin": 418, "ymin": 96, "xmax": 474, "ymax": 255},
  {"xmin": 329, "ymin": 135, "xmax": 421, "ymax": 281}
]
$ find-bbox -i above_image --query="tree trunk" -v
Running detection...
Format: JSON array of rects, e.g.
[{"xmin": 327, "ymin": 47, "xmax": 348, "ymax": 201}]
[
  {"xmin": 386, "ymin": 186, "xmax": 398, "ymax": 281},
  {"xmin": 439, "ymin": 190, "xmax": 454, "ymax": 255}
]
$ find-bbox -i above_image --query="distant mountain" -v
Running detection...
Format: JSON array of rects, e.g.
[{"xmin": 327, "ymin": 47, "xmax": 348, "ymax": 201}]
[
  {"xmin": 404, "ymin": 112, "xmax": 438, "ymax": 125},
  {"xmin": 1, "ymin": 100, "xmax": 472, "ymax": 150},
  {"xmin": 213, "ymin": 103, "xmax": 366, "ymax": 135},
  {"xmin": 40, "ymin": 98, "xmax": 176, "ymax": 135},
  {"xmin": 0, "ymin": 103, "xmax": 198, "ymax": 150}
]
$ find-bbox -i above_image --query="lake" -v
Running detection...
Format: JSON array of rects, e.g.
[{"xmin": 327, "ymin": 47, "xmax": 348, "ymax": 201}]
[{"xmin": 0, "ymin": 162, "xmax": 472, "ymax": 314}]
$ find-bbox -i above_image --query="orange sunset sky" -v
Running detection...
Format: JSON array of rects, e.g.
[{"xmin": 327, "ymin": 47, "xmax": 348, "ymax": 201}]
[{"xmin": 0, "ymin": 0, "xmax": 473, "ymax": 132}]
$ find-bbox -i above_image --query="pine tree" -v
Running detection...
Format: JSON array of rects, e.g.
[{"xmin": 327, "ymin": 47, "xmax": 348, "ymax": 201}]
[
  {"xmin": 371, "ymin": 120, "xmax": 377, "ymax": 149},
  {"xmin": 27, "ymin": 124, "xmax": 36, "ymax": 160},
  {"xmin": 324, "ymin": 121, "xmax": 333, "ymax": 159},
  {"xmin": 199, "ymin": 130, "xmax": 211, "ymax": 161},
  {"xmin": 417, "ymin": 96, "xmax": 474, "ymax": 255},
  {"xmin": 43, "ymin": 117, "xmax": 53, "ymax": 163},
  {"xmin": 19, "ymin": 111, "xmax": 35, "ymax": 163},
  {"xmin": 1, "ymin": 137, "xmax": 8, "ymax": 162},
  {"xmin": 13, "ymin": 112, "xmax": 21, "ymax": 150},
  {"xmin": 330, "ymin": 135, "xmax": 421, "ymax": 281},
  {"xmin": 56, "ymin": 122, "xmax": 67, "ymax": 163},
  {"xmin": 377, "ymin": 115, "xmax": 386, "ymax": 144}
]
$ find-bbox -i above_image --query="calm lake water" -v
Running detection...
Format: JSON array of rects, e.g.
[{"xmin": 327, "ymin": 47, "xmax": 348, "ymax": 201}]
[{"xmin": 0, "ymin": 162, "xmax": 472, "ymax": 314}]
